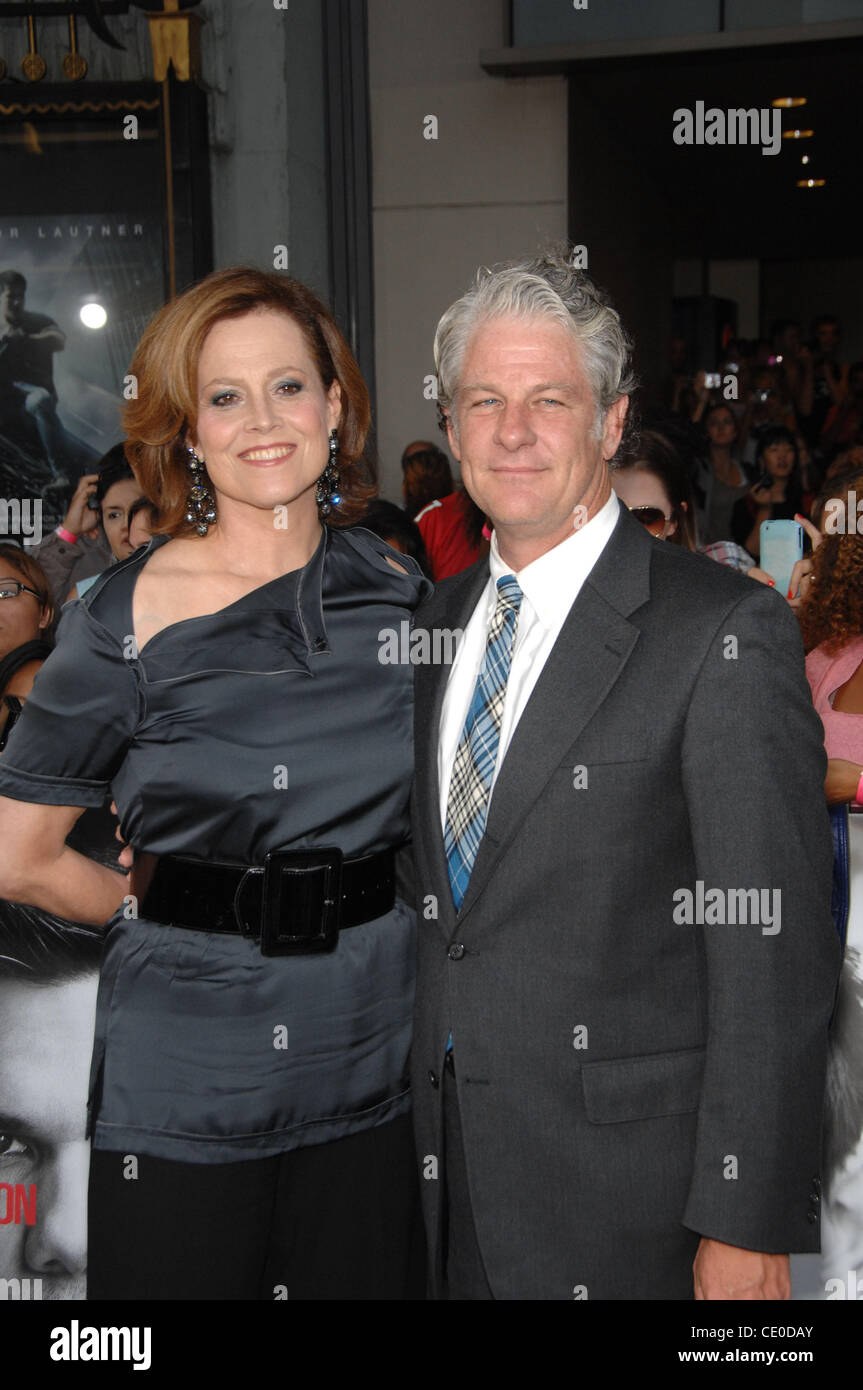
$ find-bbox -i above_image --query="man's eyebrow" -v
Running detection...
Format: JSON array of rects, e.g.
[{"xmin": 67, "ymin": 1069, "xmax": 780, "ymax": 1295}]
[
  {"xmin": 459, "ymin": 381, "xmax": 579, "ymax": 394},
  {"xmin": 0, "ymin": 1111, "xmax": 40, "ymax": 1139}
]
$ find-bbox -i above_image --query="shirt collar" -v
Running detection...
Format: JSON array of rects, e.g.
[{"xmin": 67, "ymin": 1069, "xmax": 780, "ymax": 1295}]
[{"xmin": 488, "ymin": 491, "xmax": 621, "ymax": 629}]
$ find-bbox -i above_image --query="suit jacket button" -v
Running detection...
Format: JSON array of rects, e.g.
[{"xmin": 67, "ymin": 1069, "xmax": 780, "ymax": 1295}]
[
  {"xmin": 428, "ymin": 1069, "xmax": 439, "ymax": 1089},
  {"xmin": 807, "ymin": 1210, "xmax": 818, "ymax": 1223},
  {"xmin": 812, "ymin": 1176, "xmax": 822, "ymax": 1194},
  {"xmin": 810, "ymin": 1191, "xmax": 820, "ymax": 1205},
  {"xmin": 448, "ymin": 943, "xmax": 466, "ymax": 960}
]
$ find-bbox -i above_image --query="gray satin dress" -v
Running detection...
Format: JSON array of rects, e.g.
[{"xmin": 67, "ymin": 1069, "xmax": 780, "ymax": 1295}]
[{"xmin": 0, "ymin": 525, "xmax": 431, "ymax": 1164}]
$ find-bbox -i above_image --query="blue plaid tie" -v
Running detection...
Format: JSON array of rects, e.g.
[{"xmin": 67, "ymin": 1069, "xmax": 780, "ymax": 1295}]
[{"xmin": 444, "ymin": 574, "xmax": 523, "ymax": 910}]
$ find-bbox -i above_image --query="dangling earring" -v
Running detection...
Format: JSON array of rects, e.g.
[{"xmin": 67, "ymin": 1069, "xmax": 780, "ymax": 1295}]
[
  {"xmin": 185, "ymin": 446, "xmax": 217, "ymax": 536},
  {"xmin": 316, "ymin": 430, "xmax": 342, "ymax": 519}
]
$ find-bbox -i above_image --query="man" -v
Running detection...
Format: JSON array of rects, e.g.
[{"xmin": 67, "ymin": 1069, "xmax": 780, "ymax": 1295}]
[
  {"xmin": 0, "ymin": 911, "xmax": 100, "ymax": 1299},
  {"xmin": 0, "ymin": 270, "xmax": 67, "ymax": 484},
  {"xmin": 410, "ymin": 249, "xmax": 840, "ymax": 1300}
]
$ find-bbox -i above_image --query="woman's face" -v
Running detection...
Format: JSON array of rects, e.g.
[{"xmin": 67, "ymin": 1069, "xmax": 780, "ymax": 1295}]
[
  {"xmin": 127, "ymin": 508, "xmax": 154, "ymax": 551},
  {"xmin": 762, "ymin": 439, "xmax": 795, "ymax": 480},
  {"xmin": 611, "ymin": 468, "xmax": 677, "ymax": 541},
  {"xmin": 0, "ymin": 568, "xmax": 50, "ymax": 660},
  {"xmin": 101, "ymin": 479, "xmax": 144, "ymax": 561},
  {"xmin": 189, "ymin": 308, "xmax": 341, "ymax": 530},
  {"xmin": 706, "ymin": 409, "xmax": 736, "ymax": 446}
]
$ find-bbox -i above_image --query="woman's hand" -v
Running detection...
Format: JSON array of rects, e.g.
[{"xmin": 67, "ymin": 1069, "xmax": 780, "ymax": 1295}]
[
  {"xmin": 749, "ymin": 483, "xmax": 773, "ymax": 507},
  {"xmin": 62, "ymin": 473, "xmax": 101, "ymax": 538},
  {"xmin": 747, "ymin": 567, "xmax": 776, "ymax": 588},
  {"xmin": 786, "ymin": 515, "xmax": 824, "ymax": 607},
  {"xmin": 754, "ymin": 514, "xmax": 823, "ymax": 606},
  {"xmin": 826, "ymin": 758, "xmax": 863, "ymax": 806},
  {"xmin": 110, "ymin": 800, "xmax": 134, "ymax": 871}
]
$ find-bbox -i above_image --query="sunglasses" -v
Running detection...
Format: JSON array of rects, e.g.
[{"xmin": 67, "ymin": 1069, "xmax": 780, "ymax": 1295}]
[
  {"xmin": 627, "ymin": 505, "xmax": 671, "ymax": 537},
  {"xmin": 0, "ymin": 580, "xmax": 43, "ymax": 601}
]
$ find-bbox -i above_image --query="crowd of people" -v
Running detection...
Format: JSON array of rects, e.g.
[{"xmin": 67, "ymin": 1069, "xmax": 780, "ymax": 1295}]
[{"xmin": 0, "ymin": 252, "xmax": 860, "ymax": 1302}]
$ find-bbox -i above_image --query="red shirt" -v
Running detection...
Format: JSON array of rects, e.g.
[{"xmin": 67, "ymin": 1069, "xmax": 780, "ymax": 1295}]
[{"xmin": 414, "ymin": 492, "xmax": 482, "ymax": 581}]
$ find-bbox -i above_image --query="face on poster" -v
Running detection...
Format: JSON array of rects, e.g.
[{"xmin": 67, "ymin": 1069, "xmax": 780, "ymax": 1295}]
[
  {"xmin": 0, "ymin": 963, "xmax": 98, "ymax": 1301},
  {"xmin": 0, "ymin": 215, "xmax": 164, "ymax": 544}
]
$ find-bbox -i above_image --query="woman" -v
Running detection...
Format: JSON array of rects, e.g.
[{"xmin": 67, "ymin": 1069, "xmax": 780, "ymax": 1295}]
[
  {"xmin": 127, "ymin": 495, "xmax": 158, "ymax": 551},
  {"xmin": 415, "ymin": 487, "xmax": 488, "ymax": 580},
  {"xmin": 67, "ymin": 451, "xmax": 146, "ymax": 600},
  {"xmin": 0, "ymin": 267, "xmax": 430, "ymax": 1300},
  {"xmin": 401, "ymin": 440, "xmax": 453, "ymax": 517},
  {"xmin": 791, "ymin": 514, "xmax": 863, "ymax": 1298},
  {"xmin": 32, "ymin": 442, "xmax": 138, "ymax": 611},
  {"xmin": 0, "ymin": 544, "xmax": 53, "ymax": 749},
  {"xmin": 732, "ymin": 425, "xmax": 806, "ymax": 561},
  {"xmin": 611, "ymin": 428, "xmax": 697, "ymax": 548},
  {"xmin": 693, "ymin": 402, "xmax": 752, "ymax": 546}
]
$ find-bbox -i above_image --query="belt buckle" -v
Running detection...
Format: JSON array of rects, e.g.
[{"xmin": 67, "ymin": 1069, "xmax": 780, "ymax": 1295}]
[{"xmin": 260, "ymin": 847, "xmax": 343, "ymax": 956}]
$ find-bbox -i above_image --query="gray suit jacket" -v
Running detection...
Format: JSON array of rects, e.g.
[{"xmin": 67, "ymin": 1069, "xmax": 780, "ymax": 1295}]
[{"xmin": 410, "ymin": 505, "xmax": 841, "ymax": 1300}]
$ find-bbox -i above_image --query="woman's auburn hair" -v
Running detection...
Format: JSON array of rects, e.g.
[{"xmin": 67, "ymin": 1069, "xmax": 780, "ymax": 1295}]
[
  {"xmin": 123, "ymin": 266, "xmax": 375, "ymax": 536},
  {"xmin": 799, "ymin": 532, "xmax": 863, "ymax": 655}
]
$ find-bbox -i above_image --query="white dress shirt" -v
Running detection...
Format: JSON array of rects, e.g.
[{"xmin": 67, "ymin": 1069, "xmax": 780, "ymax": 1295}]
[{"xmin": 438, "ymin": 491, "xmax": 621, "ymax": 830}]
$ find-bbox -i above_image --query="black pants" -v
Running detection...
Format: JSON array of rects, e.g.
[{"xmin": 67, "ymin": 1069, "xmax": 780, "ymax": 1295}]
[{"xmin": 87, "ymin": 1114, "xmax": 426, "ymax": 1300}]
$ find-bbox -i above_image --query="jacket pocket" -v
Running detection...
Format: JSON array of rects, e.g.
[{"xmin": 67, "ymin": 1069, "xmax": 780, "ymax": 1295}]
[
  {"xmin": 562, "ymin": 733, "xmax": 655, "ymax": 767},
  {"xmin": 581, "ymin": 1045, "xmax": 705, "ymax": 1123}
]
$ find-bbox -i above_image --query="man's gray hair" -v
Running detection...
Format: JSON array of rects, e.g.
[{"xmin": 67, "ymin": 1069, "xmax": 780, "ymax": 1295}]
[{"xmin": 434, "ymin": 247, "xmax": 637, "ymax": 438}]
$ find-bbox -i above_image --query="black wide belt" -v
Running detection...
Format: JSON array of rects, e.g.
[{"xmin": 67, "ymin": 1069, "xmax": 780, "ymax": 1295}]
[{"xmin": 140, "ymin": 845, "xmax": 397, "ymax": 956}]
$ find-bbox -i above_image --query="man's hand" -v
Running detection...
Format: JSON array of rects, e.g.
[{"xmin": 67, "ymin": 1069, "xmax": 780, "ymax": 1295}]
[
  {"xmin": 693, "ymin": 1237, "xmax": 790, "ymax": 1300},
  {"xmin": 825, "ymin": 757, "xmax": 863, "ymax": 805}
]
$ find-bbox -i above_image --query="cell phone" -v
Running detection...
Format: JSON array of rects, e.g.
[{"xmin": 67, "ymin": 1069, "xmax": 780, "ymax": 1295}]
[
  {"xmin": 760, "ymin": 519, "xmax": 804, "ymax": 597},
  {"xmin": 704, "ymin": 372, "xmax": 721, "ymax": 389},
  {"xmin": 78, "ymin": 463, "xmax": 101, "ymax": 510},
  {"xmin": 756, "ymin": 389, "xmax": 771, "ymax": 402},
  {"xmin": 753, "ymin": 470, "xmax": 773, "ymax": 492}
]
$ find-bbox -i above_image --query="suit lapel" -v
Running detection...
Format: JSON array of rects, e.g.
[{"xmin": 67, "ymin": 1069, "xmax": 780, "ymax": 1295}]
[{"xmin": 456, "ymin": 507, "xmax": 654, "ymax": 925}]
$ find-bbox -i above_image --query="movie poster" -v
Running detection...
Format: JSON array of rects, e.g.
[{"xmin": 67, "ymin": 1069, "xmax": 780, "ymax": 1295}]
[
  {"xmin": 0, "ymin": 214, "xmax": 158, "ymax": 1301},
  {"xmin": 0, "ymin": 802, "xmax": 121, "ymax": 1301},
  {"xmin": 0, "ymin": 213, "xmax": 165, "ymax": 545}
]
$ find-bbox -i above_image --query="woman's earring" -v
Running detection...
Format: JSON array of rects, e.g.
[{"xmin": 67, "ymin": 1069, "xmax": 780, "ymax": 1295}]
[
  {"xmin": 185, "ymin": 446, "xmax": 217, "ymax": 536},
  {"xmin": 315, "ymin": 429, "xmax": 342, "ymax": 519}
]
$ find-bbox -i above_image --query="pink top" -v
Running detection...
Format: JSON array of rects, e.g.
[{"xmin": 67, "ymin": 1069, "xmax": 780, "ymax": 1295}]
[{"xmin": 806, "ymin": 634, "xmax": 863, "ymax": 765}]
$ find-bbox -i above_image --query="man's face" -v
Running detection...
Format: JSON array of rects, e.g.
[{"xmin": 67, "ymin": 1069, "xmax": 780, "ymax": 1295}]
[
  {"xmin": 816, "ymin": 321, "xmax": 839, "ymax": 356},
  {"xmin": 0, "ymin": 974, "xmax": 97, "ymax": 1299},
  {"xmin": 446, "ymin": 314, "xmax": 627, "ymax": 551},
  {"xmin": 0, "ymin": 287, "xmax": 24, "ymax": 326},
  {"xmin": 780, "ymin": 324, "xmax": 801, "ymax": 356}
]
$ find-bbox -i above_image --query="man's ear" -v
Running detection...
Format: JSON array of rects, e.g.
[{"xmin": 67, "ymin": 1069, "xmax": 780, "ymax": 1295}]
[{"xmin": 601, "ymin": 395, "xmax": 629, "ymax": 462}]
